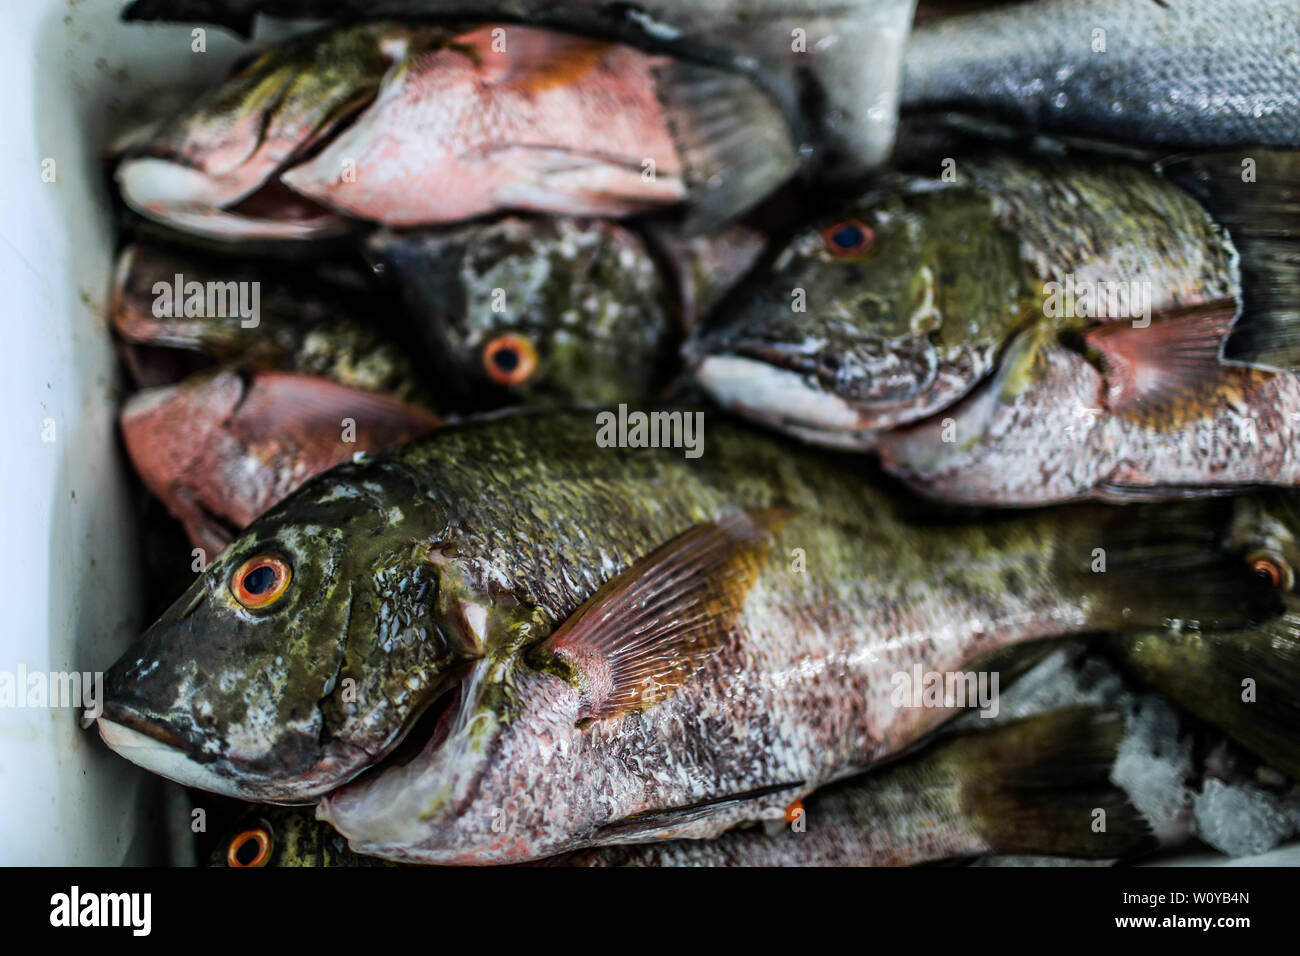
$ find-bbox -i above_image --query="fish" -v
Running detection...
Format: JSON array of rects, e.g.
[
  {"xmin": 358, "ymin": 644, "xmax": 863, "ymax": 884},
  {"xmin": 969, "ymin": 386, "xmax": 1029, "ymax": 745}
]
[
  {"xmin": 693, "ymin": 150, "xmax": 1300, "ymax": 504},
  {"xmin": 115, "ymin": 20, "xmax": 802, "ymax": 239},
  {"xmin": 213, "ymin": 805, "xmax": 395, "ymax": 866},
  {"xmin": 95, "ymin": 410, "xmax": 1284, "ymax": 856},
  {"xmin": 900, "ymin": 0, "xmax": 1300, "ymax": 150},
  {"xmin": 112, "ymin": 243, "xmax": 432, "ymax": 404},
  {"xmin": 1105, "ymin": 496, "xmax": 1300, "ymax": 781},
  {"xmin": 366, "ymin": 216, "xmax": 763, "ymax": 414},
  {"xmin": 367, "ymin": 218, "xmax": 682, "ymax": 414},
  {"xmin": 211, "ymin": 708, "xmax": 1156, "ymax": 866},
  {"xmin": 119, "ymin": 0, "xmax": 916, "ymax": 181},
  {"xmin": 560, "ymin": 707, "xmax": 1156, "ymax": 866},
  {"xmin": 121, "ymin": 369, "xmax": 442, "ymax": 556}
]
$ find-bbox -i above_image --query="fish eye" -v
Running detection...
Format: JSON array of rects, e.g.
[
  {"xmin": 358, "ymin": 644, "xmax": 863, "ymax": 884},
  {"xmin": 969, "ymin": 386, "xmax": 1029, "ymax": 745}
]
[
  {"xmin": 226, "ymin": 822, "xmax": 273, "ymax": 867},
  {"xmin": 482, "ymin": 333, "xmax": 538, "ymax": 387},
  {"xmin": 231, "ymin": 553, "xmax": 292, "ymax": 610},
  {"xmin": 1247, "ymin": 550, "xmax": 1294, "ymax": 590},
  {"xmin": 821, "ymin": 219, "xmax": 875, "ymax": 257}
]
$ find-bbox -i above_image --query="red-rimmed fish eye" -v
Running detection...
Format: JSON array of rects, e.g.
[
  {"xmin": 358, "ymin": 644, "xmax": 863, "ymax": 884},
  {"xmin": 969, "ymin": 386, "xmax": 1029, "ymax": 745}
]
[
  {"xmin": 227, "ymin": 824, "xmax": 273, "ymax": 867},
  {"xmin": 231, "ymin": 553, "xmax": 292, "ymax": 610},
  {"xmin": 1248, "ymin": 550, "xmax": 1294, "ymax": 590},
  {"xmin": 821, "ymin": 219, "xmax": 875, "ymax": 257},
  {"xmin": 482, "ymin": 333, "xmax": 538, "ymax": 387}
]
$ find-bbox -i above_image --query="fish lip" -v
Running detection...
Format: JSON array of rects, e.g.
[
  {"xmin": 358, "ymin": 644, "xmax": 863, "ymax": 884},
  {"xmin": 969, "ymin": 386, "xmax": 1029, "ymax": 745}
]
[{"xmin": 98, "ymin": 700, "xmax": 189, "ymax": 751}]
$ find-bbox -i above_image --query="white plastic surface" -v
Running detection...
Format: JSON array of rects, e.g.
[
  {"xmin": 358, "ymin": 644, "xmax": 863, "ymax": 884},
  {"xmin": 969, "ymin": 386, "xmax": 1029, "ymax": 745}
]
[{"xmin": 0, "ymin": 0, "xmax": 283, "ymax": 866}]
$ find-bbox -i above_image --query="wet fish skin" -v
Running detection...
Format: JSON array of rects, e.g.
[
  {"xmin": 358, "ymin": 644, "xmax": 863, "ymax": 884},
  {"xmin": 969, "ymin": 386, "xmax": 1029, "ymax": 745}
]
[
  {"xmin": 121, "ymin": 0, "xmax": 916, "ymax": 179},
  {"xmin": 97, "ymin": 412, "xmax": 1283, "ymax": 850},
  {"xmin": 120, "ymin": 369, "xmax": 442, "ymax": 555},
  {"xmin": 367, "ymin": 218, "xmax": 682, "ymax": 414},
  {"xmin": 214, "ymin": 708, "xmax": 1153, "ymax": 866},
  {"xmin": 113, "ymin": 243, "xmax": 432, "ymax": 405},
  {"xmin": 693, "ymin": 154, "xmax": 1237, "ymax": 442},
  {"xmin": 902, "ymin": 0, "xmax": 1300, "ymax": 149},
  {"xmin": 695, "ymin": 152, "xmax": 1300, "ymax": 503},
  {"xmin": 116, "ymin": 21, "xmax": 800, "ymax": 239}
]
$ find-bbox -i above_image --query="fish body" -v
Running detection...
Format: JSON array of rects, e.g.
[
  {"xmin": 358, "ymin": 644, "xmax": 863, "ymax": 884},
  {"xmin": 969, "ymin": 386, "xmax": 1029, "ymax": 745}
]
[
  {"xmin": 121, "ymin": 370, "xmax": 442, "ymax": 555},
  {"xmin": 694, "ymin": 151, "xmax": 1300, "ymax": 503},
  {"xmin": 121, "ymin": 0, "xmax": 916, "ymax": 180},
  {"xmin": 214, "ymin": 708, "xmax": 1154, "ymax": 866},
  {"xmin": 117, "ymin": 21, "xmax": 800, "ymax": 239},
  {"xmin": 97, "ymin": 412, "xmax": 1282, "ymax": 857},
  {"xmin": 112, "ymin": 244, "xmax": 431, "ymax": 403},
  {"xmin": 902, "ymin": 0, "xmax": 1300, "ymax": 149}
]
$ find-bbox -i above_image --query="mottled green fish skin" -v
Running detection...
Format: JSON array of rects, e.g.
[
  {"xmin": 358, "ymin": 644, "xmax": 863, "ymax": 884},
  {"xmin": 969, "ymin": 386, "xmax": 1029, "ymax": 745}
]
[
  {"xmin": 693, "ymin": 154, "xmax": 1238, "ymax": 442},
  {"xmin": 114, "ymin": 244, "xmax": 432, "ymax": 405},
  {"xmin": 368, "ymin": 218, "xmax": 681, "ymax": 414},
  {"xmin": 101, "ymin": 412, "xmax": 1281, "ymax": 852}
]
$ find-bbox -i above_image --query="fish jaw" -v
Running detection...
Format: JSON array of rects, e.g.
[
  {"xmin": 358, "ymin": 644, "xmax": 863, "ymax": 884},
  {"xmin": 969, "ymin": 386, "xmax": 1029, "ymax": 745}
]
[
  {"xmin": 97, "ymin": 717, "xmax": 253, "ymax": 799},
  {"xmin": 117, "ymin": 157, "xmax": 355, "ymax": 239},
  {"xmin": 694, "ymin": 355, "xmax": 880, "ymax": 449},
  {"xmin": 115, "ymin": 23, "xmax": 408, "ymax": 239}
]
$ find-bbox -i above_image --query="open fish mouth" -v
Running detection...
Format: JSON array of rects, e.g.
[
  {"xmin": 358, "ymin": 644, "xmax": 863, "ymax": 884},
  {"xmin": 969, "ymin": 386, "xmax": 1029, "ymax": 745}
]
[{"xmin": 117, "ymin": 156, "xmax": 356, "ymax": 240}]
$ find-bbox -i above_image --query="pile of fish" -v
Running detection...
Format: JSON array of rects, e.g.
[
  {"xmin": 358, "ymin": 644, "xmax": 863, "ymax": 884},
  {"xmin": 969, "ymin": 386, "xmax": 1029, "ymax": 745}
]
[{"xmin": 94, "ymin": 0, "xmax": 1300, "ymax": 866}]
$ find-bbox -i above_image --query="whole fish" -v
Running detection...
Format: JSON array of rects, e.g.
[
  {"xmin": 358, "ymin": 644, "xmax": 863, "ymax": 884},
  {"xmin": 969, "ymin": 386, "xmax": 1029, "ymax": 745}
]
[
  {"xmin": 212, "ymin": 708, "xmax": 1156, "ymax": 866},
  {"xmin": 901, "ymin": 0, "xmax": 1300, "ymax": 150},
  {"xmin": 112, "ymin": 243, "xmax": 431, "ymax": 403},
  {"xmin": 96, "ymin": 411, "xmax": 1283, "ymax": 859},
  {"xmin": 121, "ymin": 369, "xmax": 441, "ymax": 555},
  {"xmin": 693, "ymin": 151, "xmax": 1300, "ymax": 504},
  {"xmin": 116, "ymin": 21, "xmax": 800, "ymax": 239},
  {"xmin": 120, "ymin": 0, "xmax": 916, "ymax": 181}
]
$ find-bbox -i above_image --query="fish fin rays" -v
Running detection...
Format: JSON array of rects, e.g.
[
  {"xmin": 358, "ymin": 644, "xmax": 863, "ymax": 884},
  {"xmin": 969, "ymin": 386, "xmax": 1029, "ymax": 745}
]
[
  {"xmin": 653, "ymin": 60, "xmax": 800, "ymax": 235},
  {"xmin": 956, "ymin": 707, "xmax": 1157, "ymax": 860},
  {"xmin": 1159, "ymin": 150, "xmax": 1300, "ymax": 372},
  {"xmin": 1083, "ymin": 303, "xmax": 1242, "ymax": 418},
  {"xmin": 535, "ymin": 507, "xmax": 794, "ymax": 725}
]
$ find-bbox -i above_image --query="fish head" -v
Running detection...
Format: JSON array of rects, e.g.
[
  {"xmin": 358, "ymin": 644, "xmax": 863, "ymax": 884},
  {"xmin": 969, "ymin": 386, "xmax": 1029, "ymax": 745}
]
[
  {"xmin": 115, "ymin": 23, "xmax": 417, "ymax": 239},
  {"xmin": 1230, "ymin": 491, "xmax": 1300, "ymax": 594},
  {"xmin": 368, "ymin": 218, "xmax": 679, "ymax": 413},
  {"xmin": 691, "ymin": 186, "xmax": 1028, "ymax": 443},
  {"xmin": 98, "ymin": 459, "xmax": 478, "ymax": 803}
]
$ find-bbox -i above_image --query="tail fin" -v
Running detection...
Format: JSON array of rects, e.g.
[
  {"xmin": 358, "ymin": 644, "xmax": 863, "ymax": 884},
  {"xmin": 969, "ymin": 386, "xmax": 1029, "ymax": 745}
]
[
  {"xmin": 954, "ymin": 707, "xmax": 1156, "ymax": 859},
  {"xmin": 1109, "ymin": 602, "xmax": 1300, "ymax": 780},
  {"xmin": 653, "ymin": 60, "xmax": 799, "ymax": 235},
  {"xmin": 1158, "ymin": 150, "xmax": 1300, "ymax": 371}
]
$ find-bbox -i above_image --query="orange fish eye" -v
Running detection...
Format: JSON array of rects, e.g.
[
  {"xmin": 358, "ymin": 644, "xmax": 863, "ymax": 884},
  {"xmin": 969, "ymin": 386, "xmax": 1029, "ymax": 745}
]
[
  {"xmin": 482, "ymin": 333, "xmax": 538, "ymax": 387},
  {"xmin": 227, "ymin": 824, "xmax": 273, "ymax": 867},
  {"xmin": 1248, "ymin": 550, "xmax": 1293, "ymax": 590},
  {"xmin": 821, "ymin": 219, "xmax": 875, "ymax": 257},
  {"xmin": 231, "ymin": 553, "xmax": 292, "ymax": 610}
]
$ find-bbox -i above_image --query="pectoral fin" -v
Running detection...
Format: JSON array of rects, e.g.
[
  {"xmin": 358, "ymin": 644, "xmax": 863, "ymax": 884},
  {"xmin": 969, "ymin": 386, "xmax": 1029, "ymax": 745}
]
[
  {"xmin": 535, "ymin": 507, "xmax": 793, "ymax": 725},
  {"xmin": 1083, "ymin": 303, "xmax": 1241, "ymax": 417}
]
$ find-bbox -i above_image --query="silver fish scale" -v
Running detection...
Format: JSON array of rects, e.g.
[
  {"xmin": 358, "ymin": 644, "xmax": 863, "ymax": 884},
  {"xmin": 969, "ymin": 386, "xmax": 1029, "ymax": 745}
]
[{"xmin": 903, "ymin": 0, "xmax": 1300, "ymax": 148}]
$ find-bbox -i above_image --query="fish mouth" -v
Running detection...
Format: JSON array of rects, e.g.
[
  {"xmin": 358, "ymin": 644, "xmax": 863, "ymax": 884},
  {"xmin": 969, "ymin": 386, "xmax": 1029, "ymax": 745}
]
[
  {"xmin": 694, "ymin": 354, "xmax": 879, "ymax": 448},
  {"xmin": 117, "ymin": 156, "xmax": 354, "ymax": 240},
  {"xmin": 97, "ymin": 709, "xmax": 254, "ymax": 801}
]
